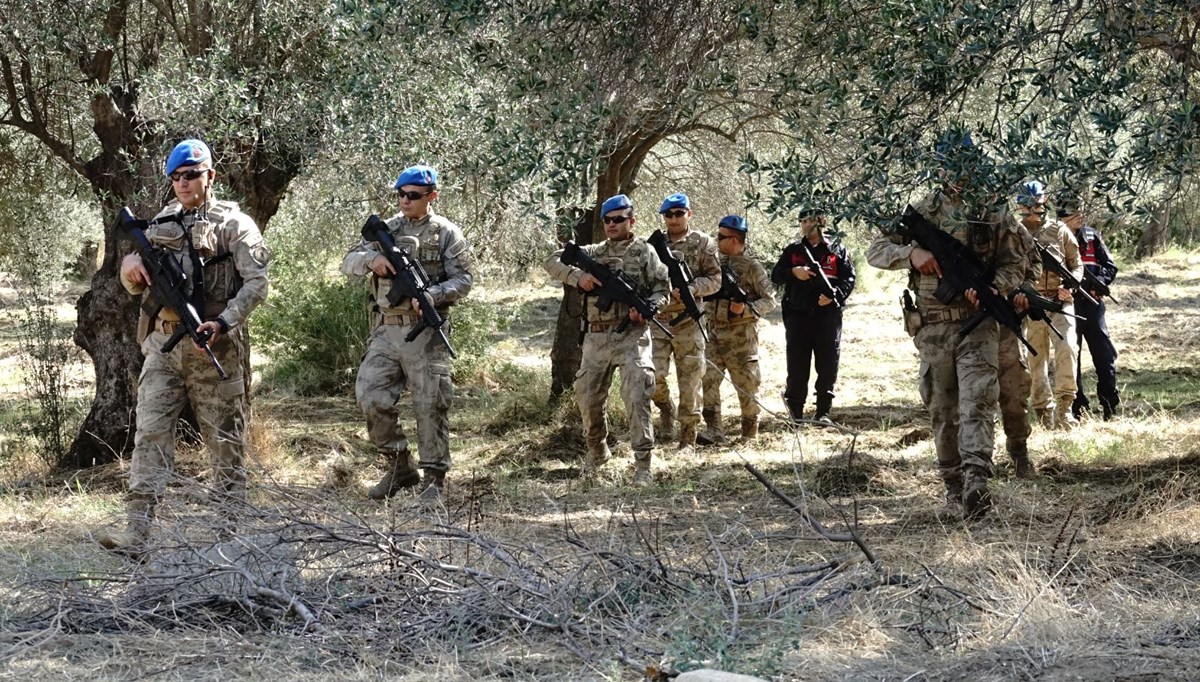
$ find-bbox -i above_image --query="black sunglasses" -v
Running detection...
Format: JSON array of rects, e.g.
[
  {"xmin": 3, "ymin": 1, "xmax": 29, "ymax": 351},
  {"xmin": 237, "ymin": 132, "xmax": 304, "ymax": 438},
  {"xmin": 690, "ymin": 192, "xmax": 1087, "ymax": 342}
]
[
  {"xmin": 663, "ymin": 209, "xmax": 688, "ymax": 219},
  {"xmin": 170, "ymin": 168, "xmax": 207, "ymax": 182},
  {"xmin": 717, "ymin": 233, "xmax": 740, "ymax": 241},
  {"xmin": 397, "ymin": 189, "xmax": 433, "ymax": 201},
  {"xmin": 602, "ymin": 215, "xmax": 630, "ymax": 225}
]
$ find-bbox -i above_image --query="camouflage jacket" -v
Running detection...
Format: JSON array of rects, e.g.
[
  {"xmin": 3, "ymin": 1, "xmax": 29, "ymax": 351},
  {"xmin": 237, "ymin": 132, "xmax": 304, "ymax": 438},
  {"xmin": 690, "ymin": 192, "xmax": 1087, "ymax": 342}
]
[
  {"xmin": 705, "ymin": 252, "xmax": 776, "ymax": 326},
  {"xmin": 658, "ymin": 228, "xmax": 721, "ymax": 319},
  {"xmin": 544, "ymin": 236, "xmax": 669, "ymax": 326},
  {"xmin": 122, "ymin": 196, "xmax": 269, "ymax": 335},
  {"xmin": 866, "ymin": 188, "xmax": 1024, "ymax": 315},
  {"xmin": 1016, "ymin": 223, "xmax": 1043, "ymax": 289},
  {"xmin": 1030, "ymin": 217, "xmax": 1082, "ymax": 297},
  {"xmin": 341, "ymin": 210, "xmax": 474, "ymax": 316}
]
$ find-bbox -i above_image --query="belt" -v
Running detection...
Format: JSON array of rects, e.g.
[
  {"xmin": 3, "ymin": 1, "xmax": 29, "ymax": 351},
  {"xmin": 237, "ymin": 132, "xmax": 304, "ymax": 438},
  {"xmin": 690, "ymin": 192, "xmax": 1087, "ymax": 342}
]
[
  {"xmin": 379, "ymin": 312, "xmax": 423, "ymax": 326},
  {"xmin": 923, "ymin": 307, "xmax": 975, "ymax": 324},
  {"xmin": 588, "ymin": 322, "xmax": 622, "ymax": 333},
  {"xmin": 714, "ymin": 316, "xmax": 755, "ymax": 328},
  {"xmin": 153, "ymin": 317, "xmax": 182, "ymax": 335}
]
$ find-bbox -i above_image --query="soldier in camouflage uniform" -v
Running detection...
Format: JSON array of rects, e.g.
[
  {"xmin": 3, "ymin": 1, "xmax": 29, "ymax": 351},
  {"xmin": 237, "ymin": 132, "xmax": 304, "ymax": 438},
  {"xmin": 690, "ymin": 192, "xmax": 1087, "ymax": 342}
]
[
  {"xmin": 97, "ymin": 139, "xmax": 270, "ymax": 557},
  {"xmin": 544, "ymin": 194, "xmax": 669, "ymax": 484},
  {"xmin": 1019, "ymin": 181, "xmax": 1082, "ymax": 430},
  {"xmin": 866, "ymin": 133, "xmax": 1024, "ymax": 520},
  {"xmin": 649, "ymin": 193, "xmax": 721, "ymax": 448},
  {"xmin": 342, "ymin": 164, "xmax": 474, "ymax": 504},
  {"xmin": 697, "ymin": 215, "xmax": 776, "ymax": 445},
  {"xmin": 997, "ymin": 206, "xmax": 1041, "ymax": 479}
]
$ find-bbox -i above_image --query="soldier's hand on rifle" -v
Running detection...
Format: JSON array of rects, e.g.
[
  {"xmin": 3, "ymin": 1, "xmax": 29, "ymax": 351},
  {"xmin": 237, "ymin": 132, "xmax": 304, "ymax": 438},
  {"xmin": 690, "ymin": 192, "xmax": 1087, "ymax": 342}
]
[
  {"xmin": 817, "ymin": 294, "xmax": 834, "ymax": 307},
  {"xmin": 670, "ymin": 288, "xmax": 682, "ymax": 302},
  {"xmin": 910, "ymin": 248, "xmax": 943, "ymax": 278},
  {"xmin": 1057, "ymin": 287, "xmax": 1072, "ymax": 302},
  {"xmin": 1012, "ymin": 292, "xmax": 1030, "ymax": 312},
  {"xmin": 578, "ymin": 273, "xmax": 600, "ymax": 292},
  {"xmin": 370, "ymin": 254, "xmax": 397, "ymax": 277},
  {"xmin": 629, "ymin": 309, "xmax": 646, "ymax": 325},
  {"xmin": 121, "ymin": 253, "xmax": 151, "ymax": 287},
  {"xmin": 964, "ymin": 288, "xmax": 980, "ymax": 309},
  {"xmin": 730, "ymin": 301, "xmax": 746, "ymax": 315},
  {"xmin": 195, "ymin": 320, "xmax": 222, "ymax": 349},
  {"xmin": 411, "ymin": 298, "xmax": 422, "ymax": 313},
  {"xmin": 791, "ymin": 265, "xmax": 813, "ymax": 281}
]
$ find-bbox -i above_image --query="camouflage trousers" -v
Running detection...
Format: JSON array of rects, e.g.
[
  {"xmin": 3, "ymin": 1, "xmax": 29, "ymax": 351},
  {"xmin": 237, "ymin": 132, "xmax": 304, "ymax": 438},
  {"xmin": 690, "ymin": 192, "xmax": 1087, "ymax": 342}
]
[
  {"xmin": 651, "ymin": 319, "xmax": 705, "ymax": 428},
  {"xmin": 997, "ymin": 326, "xmax": 1032, "ymax": 454},
  {"xmin": 702, "ymin": 321, "xmax": 761, "ymax": 421},
  {"xmin": 130, "ymin": 328, "xmax": 247, "ymax": 503},
  {"xmin": 576, "ymin": 327, "xmax": 656, "ymax": 457},
  {"xmin": 1026, "ymin": 308, "xmax": 1079, "ymax": 411},
  {"xmin": 915, "ymin": 319, "xmax": 999, "ymax": 486},
  {"xmin": 356, "ymin": 322, "xmax": 454, "ymax": 472}
]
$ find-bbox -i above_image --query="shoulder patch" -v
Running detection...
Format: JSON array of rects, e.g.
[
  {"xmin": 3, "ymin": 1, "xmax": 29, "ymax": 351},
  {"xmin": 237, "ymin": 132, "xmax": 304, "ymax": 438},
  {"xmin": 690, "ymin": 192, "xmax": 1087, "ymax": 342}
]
[{"xmin": 250, "ymin": 242, "xmax": 271, "ymax": 267}]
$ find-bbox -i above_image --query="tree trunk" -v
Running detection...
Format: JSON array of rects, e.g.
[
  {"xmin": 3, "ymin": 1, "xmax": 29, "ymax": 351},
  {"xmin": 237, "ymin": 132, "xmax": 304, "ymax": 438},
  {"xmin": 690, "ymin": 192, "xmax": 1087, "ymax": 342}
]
[
  {"xmin": 1136, "ymin": 199, "xmax": 1171, "ymax": 260},
  {"xmin": 69, "ymin": 204, "xmax": 145, "ymax": 467}
]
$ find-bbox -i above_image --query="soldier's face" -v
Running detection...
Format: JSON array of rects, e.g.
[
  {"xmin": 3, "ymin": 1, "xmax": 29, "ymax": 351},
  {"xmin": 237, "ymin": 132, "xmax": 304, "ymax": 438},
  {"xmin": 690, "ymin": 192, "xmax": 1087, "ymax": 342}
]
[
  {"xmin": 801, "ymin": 216, "xmax": 823, "ymax": 240},
  {"xmin": 602, "ymin": 210, "xmax": 634, "ymax": 239},
  {"xmin": 1017, "ymin": 198, "xmax": 1047, "ymax": 229},
  {"xmin": 661, "ymin": 208, "xmax": 691, "ymax": 235},
  {"xmin": 716, "ymin": 228, "xmax": 744, "ymax": 255},
  {"xmin": 398, "ymin": 184, "xmax": 437, "ymax": 219},
  {"xmin": 171, "ymin": 164, "xmax": 213, "ymax": 210},
  {"xmin": 1062, "ymin": 212, "xmax": 1084, "ymax": 230}
]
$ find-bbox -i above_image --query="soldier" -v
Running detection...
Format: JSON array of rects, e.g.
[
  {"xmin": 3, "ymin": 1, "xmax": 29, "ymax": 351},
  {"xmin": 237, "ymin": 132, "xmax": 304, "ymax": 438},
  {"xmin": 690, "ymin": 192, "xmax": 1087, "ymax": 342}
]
[
  {"xmin": 1019, "ymin": 180, "xmax": 1082, "ymax": 430},
  {"xmin": 97, "ymin": 139, "xmax": 270, "ymax": 557},
  {"xmin": 342, "ymin": 164, "xmax": 474, "ymax": 504},
  {"xmin": 1058, "ymin": 191, "xmax": 1121, "ymax": 421},
  {"xmin": 866, "ymin": 132, "xmax": 1024, "ymax": 520},
  {"xmin": 998, "ymin": 206, "xmax": 1041, "ymax": 479},
  {"xmin": 544, "ymin": 194, "xmax": 669, "ymax": 484},
  {"xmin": 649, "ymin": 193, "xmax": 721, "ymax": 448},
  {"xmin": 771, "ymin": 208, "xmax": 856, "ymax": 423},
  {"xmin": 697, "ymin": 215, "xmax": 776, "ymax": 445}
]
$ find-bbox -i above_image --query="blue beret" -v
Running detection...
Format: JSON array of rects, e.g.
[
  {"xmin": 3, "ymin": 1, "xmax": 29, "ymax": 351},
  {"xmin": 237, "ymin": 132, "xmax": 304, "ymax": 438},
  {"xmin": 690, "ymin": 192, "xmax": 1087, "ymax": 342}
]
[
  {"xmin": 718, "ymin": 215, "xmax": 747, "ymax": 233},
  {"xmin": 393, "ymin": 164, "xmax": 438, "ymax": 189},
  {"xmin": 934, "ymin": 130, "xmax": 975, "ymax": 165},
  {"xmin": 659, "ymin": 192, "xmax": 691, "ymax": 213},
  {"xmin": 1017, "ymin": 180, "xmax": 1046, "ymax": 206},
  {"xmin": 600, "ymin": 194, "xmax": 633, "ymax": 215},
  {"xmin": 164, "ymin": 139, "xmax": 212, "ymax": 176}
]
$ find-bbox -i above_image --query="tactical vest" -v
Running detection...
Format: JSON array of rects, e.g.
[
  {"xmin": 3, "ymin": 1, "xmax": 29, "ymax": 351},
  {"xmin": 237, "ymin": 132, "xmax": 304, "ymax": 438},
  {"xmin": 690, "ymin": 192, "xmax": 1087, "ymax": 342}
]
[
  {"xmin": 909, "ymin": 195, "xmax": 1005, "ymax": 312},
  {"xmin": 369, "ymin": 214, "xmax": 452, "ymax": 315}
]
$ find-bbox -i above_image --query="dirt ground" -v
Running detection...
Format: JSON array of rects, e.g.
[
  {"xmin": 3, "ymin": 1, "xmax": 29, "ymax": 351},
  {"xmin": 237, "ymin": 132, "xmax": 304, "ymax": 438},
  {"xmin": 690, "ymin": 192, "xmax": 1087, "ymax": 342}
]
[{"xmin": 1, "ymin": 250, "xmax": 1199, "ymax": 681}]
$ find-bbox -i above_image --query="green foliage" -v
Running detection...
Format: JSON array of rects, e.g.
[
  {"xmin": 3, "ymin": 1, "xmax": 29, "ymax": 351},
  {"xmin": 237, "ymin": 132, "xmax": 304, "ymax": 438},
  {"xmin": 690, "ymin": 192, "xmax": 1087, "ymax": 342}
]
[{"xmin": 14, "ymin": 293, "xmax": 85, "ymax": 471}]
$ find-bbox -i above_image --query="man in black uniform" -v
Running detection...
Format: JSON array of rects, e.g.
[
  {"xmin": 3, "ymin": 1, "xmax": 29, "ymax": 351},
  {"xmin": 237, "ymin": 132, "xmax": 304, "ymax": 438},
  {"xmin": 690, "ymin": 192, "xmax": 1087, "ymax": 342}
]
[
  {"xmin": 772, "ymin": 208, "xmax": 856, "ymax": 423},
  {"xmin": 1058, "ymin": 191, "xmax": 1121, "ymax": 421}
]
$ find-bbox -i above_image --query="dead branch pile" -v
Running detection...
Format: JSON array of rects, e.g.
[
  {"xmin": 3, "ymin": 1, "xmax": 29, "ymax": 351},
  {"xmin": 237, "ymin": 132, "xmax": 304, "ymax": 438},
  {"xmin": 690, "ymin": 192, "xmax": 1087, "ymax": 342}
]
[{"xmin": 3, "ymin": 466, "xmax": 904, "ymax": 675}]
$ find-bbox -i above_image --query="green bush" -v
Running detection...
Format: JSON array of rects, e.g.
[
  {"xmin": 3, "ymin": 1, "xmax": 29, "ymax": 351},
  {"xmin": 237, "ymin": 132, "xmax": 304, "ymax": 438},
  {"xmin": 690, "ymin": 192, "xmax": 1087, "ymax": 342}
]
[{"xmin": 255, "ymin": 278, "xmax": 370, "ymax": 396}]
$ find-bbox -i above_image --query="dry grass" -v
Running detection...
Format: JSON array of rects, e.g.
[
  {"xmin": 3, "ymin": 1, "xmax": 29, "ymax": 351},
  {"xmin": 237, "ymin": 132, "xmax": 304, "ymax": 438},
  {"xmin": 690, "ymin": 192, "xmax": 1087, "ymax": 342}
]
[{"xmin": 2, "ymin": 251, "xmax": 1200, "ymax": 680}]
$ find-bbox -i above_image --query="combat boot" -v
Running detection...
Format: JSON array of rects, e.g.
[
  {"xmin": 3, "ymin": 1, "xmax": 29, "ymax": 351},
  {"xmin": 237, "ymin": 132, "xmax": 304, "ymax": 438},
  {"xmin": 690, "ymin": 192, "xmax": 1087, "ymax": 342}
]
[
  {"xmin": 1009, "ymin": 442, "xmax": 1034, "ymax": 480},
  {"xmin": 696, "ymin": 408, "xmax": 723, "ymax": 446},
  {"xmin": 416, "ymin": 468, "xmax": 446, "ymax": 507},
  {"xmin": 1102, "ymin": 402, "xmax": 1120, "ymax": 421},
  {"xmin": 655, "ymin": 401, "xmax": 676, "ymax": 440},
  {"xmin": 786, "ymin": 402, "xmax": 805, "ymax": 425},
  {"xmin": 582, "ymin": 442, "xmax": 612, "ymax": 474},
  {"xmin": 632, "ymin": 452, "xmax": 653, "ymax": 486},
  {"xmin": 813, "ymin": 395, "xmax": 833, "ymax": 424},
  {"xmin": 935, "ymin": 477, "xmax": 963, "ymax": 522},
  {"xmin": 368, "ymin": 449, "xmax": 421, "ymax": 500},
  {"xmin": 1054, "ymin": 404, "xmax": 1079, "ymax": 430},
  {"xmin": 740, "ymin": 417, "xmax": 758, "ymax": 440},
  {"xmin": 962, "ymin": 466, "xmax": 992, "ymax": 520},
  {"xmin": 1035, "ymin": 407, "xmax": 1053, "ymax": 427},
  {"xmin": 96, "ymin": 494, "xmax": 155, "ymax": 560},
  {"xmin": 679, "ymin": 422, "xmax": 697, "ymax": 449}
]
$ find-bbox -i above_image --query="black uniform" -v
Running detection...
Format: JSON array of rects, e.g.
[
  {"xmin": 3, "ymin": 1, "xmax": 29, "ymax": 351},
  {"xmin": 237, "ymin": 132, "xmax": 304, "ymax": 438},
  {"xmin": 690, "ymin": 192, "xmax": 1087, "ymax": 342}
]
[
  {"xmin": 771, "ymin": 237, "xmax": 856, "ymax": 420},
  {"xmin": 1072, "ymin": 223, "xmax": 1120, "ymax": 419}
]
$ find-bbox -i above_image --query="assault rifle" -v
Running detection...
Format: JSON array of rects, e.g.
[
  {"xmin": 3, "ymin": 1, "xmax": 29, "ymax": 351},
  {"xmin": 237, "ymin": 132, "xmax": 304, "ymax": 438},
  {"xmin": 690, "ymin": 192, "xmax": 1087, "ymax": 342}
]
[
  {"xmin": 362, "ymin": 215, "xmax": 457, "ymax": 358},
  {"xmin": 898, "ymin": 205, "xmax": 1036, "ymax": 355},
  {"xmin": 798, "ymin": 241, "xmax": 842, "ymax": 309},
  {"xmin": 703, "ymin": 265, "xmax": 762, "ymax": 319},
  {"xmin": 559, "ymin": 241, "xmax": 673, "ymax": 338},
  {"xmin": 120, "ymin": 207, "xmax": 227, "ymax": 379},
  {"xmin": 1033, "ymin": 241, "xmax": 1098, "ymax": 307},
  {"xmin": 647, "ymin": 229, "xmax": 708, "ymax": 340},
  {"xmin": 1013, "ymin": 282, "xmax": 1086, "ymax": 341},
  {"xmin": 1082, "ymin": 269, "xmax": 1119, "ymax": 304}
]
